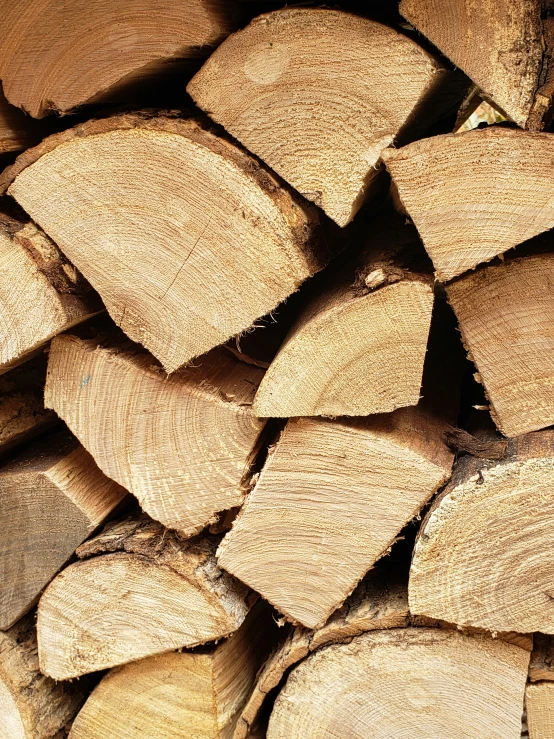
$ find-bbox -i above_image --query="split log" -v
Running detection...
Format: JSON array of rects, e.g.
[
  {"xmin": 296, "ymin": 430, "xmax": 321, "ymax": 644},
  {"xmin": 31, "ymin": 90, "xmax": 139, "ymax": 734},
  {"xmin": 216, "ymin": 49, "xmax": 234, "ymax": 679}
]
[
  {"xmin": 68, "ymin": 601, "xmax": 279, "ymax": 739},
  {"xmin": 526, "ymin": 683, "xmax": 554, "ymax": 739},
  {"xmin": 253, "ymin": 211, "xmax": 434, "ymax": 417},
  {"xmin": 37, "ymin": 514, "xmax": 253, "ymax": 679},
  {"xmin": 217, "ymin": 404, "xmax": 453, "ymax": 629},
  {"xmin": 410, "ymin": 431, "xmax": 554, "ymax": 634},
  {"xmin": 0, "ymin": 613, "xmax": 86, "ymax": 739},
  {"xmin": 530, "ymin": 635, "xmax": 554, "ymax": 683},
  {"xmin": 0, "ymin": 428, "xmax": 126, "ymax": 630},
  {"xmin": 399, "ymin": 0, "xmax": 553, "ymax": 130},
  {"xmin": 45, "ymin": 333, "xmax": 266, "ymax": 536},
  {"xmin": 1, "ymin": 113, "xmax": 330, "ymax": 373},
  {"xmin": 446, "ymin": 252, "xmax": 554, "ymax": 437},
  {"xmin": 266, "ymin": 628, "xmax": 529, "ymax": 738},
  {"xmin": 0, "ymin": 213, "xmax": 101, "ymax": 373},
  {"xmin": 382, "ymin": 127, "xmax": 554, "ymax": 281},
  {"xmin": 234, "ymin": 568, "xmax": 409, "ymax": 739},
  {"xmin": 188, "ymin": 8, "xmax": 464, "ymax": 226},
  {"xmin": 0, "ymin": 356, "xmax": 56, "ymax": 455},
  {"xmin": 0, "ymin": 0, "xmax": 239, "ymax": 118}
]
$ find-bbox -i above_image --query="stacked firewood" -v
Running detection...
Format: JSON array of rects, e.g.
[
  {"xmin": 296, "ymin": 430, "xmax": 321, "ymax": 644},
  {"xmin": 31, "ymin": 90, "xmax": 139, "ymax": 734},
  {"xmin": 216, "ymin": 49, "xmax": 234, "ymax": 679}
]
[{"xmin": 1, "ymin": 1, "xmax": 554, "ymax": 737}]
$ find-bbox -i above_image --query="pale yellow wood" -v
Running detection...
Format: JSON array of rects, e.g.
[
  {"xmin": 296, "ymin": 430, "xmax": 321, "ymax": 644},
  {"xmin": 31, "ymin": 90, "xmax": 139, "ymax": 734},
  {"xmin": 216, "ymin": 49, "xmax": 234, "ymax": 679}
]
[
  {"xmin": 446, "ymin": 253, "xmax": 554, "ymax": 436},
  {"xmin": 0, "ymin": 213, "xmax": 100, "ymax": 373},
  {"xmin": 68, "ymin": 601, "xmax": 277, "ymax": 739},
  {"xmin": 45, "ymin": 333, "xmax": 266, "ymax": 536},
  {"xmin": 400, "ymin": 0, "xmax": 549, "ymax": 129},
  {"xmin": 188, "ymin": 8, "xmax": 453, "ymax": 226},
  {"xmin": 267, "ymin": 628, "xmax": 529, "ymax": 738},
  {"xmin": 0, "ymin": 613, "xmax": 86, "ymax": 739},
  {"xmin": 1, "ymin": 114, "xmax": 328, "ymax": 372},
  {"xmin": 254, "ymin": 214, "xmax": 434, "ymax": 417},
  {"xmin": 410, "ymin": 431, "xmax": 554, "ymax": 634},
  {"xmin": 218, "ymin": 407, "xmax": 453, "ymax": 629},
  {"xmin": 382, "ymin": 128, "xmax": 554, "ymax": 281},
  {"xmin": 0, "ymin": 428, "xmax": 126, "ymax": 629},
  {"xmin": 0, "ymin": 0, "xmax": 239, "ymax": 118},
  {"xmin": 527, "ymin": 682, "xmax": 554, "ymax": 739},
  {"xmin": 37, "ymin": 514, "xmax": 252, "ymax": 679}
]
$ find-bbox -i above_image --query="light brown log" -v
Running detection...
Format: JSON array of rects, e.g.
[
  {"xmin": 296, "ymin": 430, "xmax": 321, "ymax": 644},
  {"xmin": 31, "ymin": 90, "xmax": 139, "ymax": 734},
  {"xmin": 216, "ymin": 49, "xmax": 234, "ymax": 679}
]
[
  {"xmin": 1, "ymin": 113, "xmax": 330, "ymax": 372},
  {"xmin": 217, "ymin": 404, "xmax": 453, "ymax": 629},
  {"xmin": 382, "ymin": 128, "xmax": 554, "ymax": 281},
  {"xmin": 188, "ymin": 8, "xmax": 462, "ymax": 226},
  {"xmin": 530, "ymin": 635, "xmax": 554, "ymax": 683},
  {"xmin": 0, "ymin": 213, "xmax": 101, "ymax": 373},
  {"xmin": 399, "ymin": 0, "xmax": 553, "ymax": 130},
  {"xmin": 410, "ymin": 431, "xmax": 554, "ymax": 634},
  {"xmin": 0, "ymin": 428, "xmax": 126, "ymax": 630},
  {"xmin": 253, "ymin": 211, "xmax": 434, "ymax": 417},
  {"xmin": 0, "ymin": 356, "xmax": 56, "ymax": 455},
  {"xmin": 234, "ymin": 568, "xmax": 409, "ymax": 739},
  {"xmin": 45, "ymin": 333, "xmax": 266, "ymax": 536},
  {"xmin": 0, "ymin": 0, "xmax": 239, "ymax": 118},
  {"xmin": 267, "ymin": 627, "xmax": 529, "ymax": 738},
  {"xmin": 446, "ymin": 252, "xmax": 554, "ymax": 437},
  {"xmin": 0, "ymin": 613, "xmax": 86, "ymax": 739},
  {"xmin": 37, "ymin": 514, "xmax": 253, "ymax": 679},
  {"xmin": 527, "ymin": 682, "xmax": 554, "ymax": 739},
  {"xmin": 68, "ymin": 600, "xmax": 278, "ymax": 739}
]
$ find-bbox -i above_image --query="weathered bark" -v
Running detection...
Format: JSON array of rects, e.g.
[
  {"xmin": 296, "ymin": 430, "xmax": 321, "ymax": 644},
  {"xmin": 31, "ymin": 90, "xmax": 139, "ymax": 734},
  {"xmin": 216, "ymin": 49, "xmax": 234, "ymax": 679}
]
[
  {"xmin": 45, "ymin": 333, "xmax": 266, "ymax": 536},
  {"xmin": 188, "ymin": 8, "xmax": 466, "ymax": 226},
  {"xmin": 37, "ymin": 514, "xmax": 253, "ymax": 679},
  {"xmin": 530, "ymin": 635, "xmax": 554, "ymax": 683},
  {"xmin": 0, "ymin": 113, "xmax": 332, "ymax": 373}
]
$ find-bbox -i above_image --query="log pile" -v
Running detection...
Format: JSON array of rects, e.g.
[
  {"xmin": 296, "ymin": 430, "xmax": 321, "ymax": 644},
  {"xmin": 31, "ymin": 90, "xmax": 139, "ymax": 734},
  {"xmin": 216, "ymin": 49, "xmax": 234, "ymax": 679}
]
[{"xmin": 1, "ymin": 1, "xmax": 554, "ymax": 737}]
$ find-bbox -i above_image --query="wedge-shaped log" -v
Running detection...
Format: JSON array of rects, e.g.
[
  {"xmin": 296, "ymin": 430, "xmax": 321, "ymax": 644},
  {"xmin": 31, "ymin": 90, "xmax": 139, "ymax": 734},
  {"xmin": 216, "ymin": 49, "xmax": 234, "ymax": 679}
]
[
  {"xmin": 0, "ymin": 213, "xmax": 100, "ymax": 373},
  {"xmin": 446, "ymin": 253, "xmax": 554, "ymax": 437},
  {"xmin": 0, "ymin": 613, "xmax": 87, "ymax": 739},
  {"xmin": 45, "ymin": 333, "xmax": 265, "ymax": 536},
  {"xmin": 527, "ymin": 683, "xmax": 554, "ymax": 739},
  {"xmin": 188, "ymin": 8, "xmax": 459, "ymax": 226},
  {"xmin": 0, "ymin": 0, "xmax": 239, "ymax": 118},
  {"xmin": 399, "ymin": 0, "xmax": 553, "ymax": 130},
  {"xmin": 234, "ymin": 568, "xmax": 409, "ymax": 739},
  {"xmin": 218, "ymin": 405, "xmax": 453, "ymax": 629},
  {"xmin": 382, "ymin": 128, "xmax": 554, "ymax": 281},
  {"xmin": 253, "ymin": 213, "xmax": 434, "ymax": 417},
  {"xmin": 0, "ymin": 356, "xmax": 56, "ymax": 455},
  {"xmin": 1, "ymin": 114, "xmax": 328, "ymax": 372},
  {"xmin": 37, "ymin": 515, "xmax": 252, "ymax": 680},
  {"xmin": 267, "ymin": 628, "xmax": 528, "ymax": 739},
  {"xmin": 0, "ymin": 428, "xmax": 126, "ymax": 630},
  {"xmin": 410, "ymin": 431, "xmax": 554, "ymax": 634},
  {"xmin": 69, "ymin": 601, "xmax": 278, "ymax": 739}
]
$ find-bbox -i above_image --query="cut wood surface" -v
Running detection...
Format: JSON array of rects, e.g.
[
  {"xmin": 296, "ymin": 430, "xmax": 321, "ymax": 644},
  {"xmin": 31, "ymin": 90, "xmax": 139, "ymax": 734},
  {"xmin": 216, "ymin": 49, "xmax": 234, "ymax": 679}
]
[
  {"xmin": 253, "ymin": 211, "xmax": 434, "ymax": 417},
  {"xmin": 37, "ymin": 514, "xmax": 253, "ymax": 679},
  {"xmin": 530, "ymin": 635, "xmax": 554, "ymax": 683},
  {"xmin": 69, "ymin": 601, "xmax": 279, "ymax": 739},
  {"xmin": 1, "ymin": 113, "xmax": 330, "ymax": 373},
  {"xmin": 0, "ymin": 213, "xmax": 101, "ymax": 373},
  {"xmin": 234, "ymin": 569, "xmax": 409, "ymax": 739},
  {"xmin": 410, "ymin": 431, "xmax": 554, "ymax": 634},
  {"xmin": 0, "ymin": 0, "xmax": 239, "ymax": 118},
  {"xmin": 382, "ymin": 127, "xmax": 554, "ymax": 281},
  {"xmin": 0, "ymin": 613, "xmax": 86, "ymax": 739},
  {"xmin": 446, "ymin": 252, "xmax": 554, "ymax": 437},
  {"xmin": 526, "ymin": 682, "xmax": 554, "ymax": 739},
  {"xmin": 0, "ymin": 428, "xmax": 126, "ymax": 630},
  {"xmin": 218, "ymin": 406, "xmax": 453, "ymax": 629},
  {"xmin": 45, "ymin": 333, "xmax": 266, "ymax": 536},
  {"xmin": 188, "ymin": 8, "xmax": 456, "ymax": 226},
  {"xmin": 267, "ymin": 628, "xmax": 529, "ymax": 738},
  {"xmin": 399, "ymin": 0, "xmax": 552, "ymax": 130},
  {"xmin": 0, "ymin": 356, "xmax": 56, "ymax": 455}
]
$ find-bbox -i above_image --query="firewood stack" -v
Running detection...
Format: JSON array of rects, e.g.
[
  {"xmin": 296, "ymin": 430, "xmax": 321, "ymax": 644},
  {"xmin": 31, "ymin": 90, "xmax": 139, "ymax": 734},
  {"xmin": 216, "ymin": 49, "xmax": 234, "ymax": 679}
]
[{"xmin": 2, "ymin": 1, "xmax": 554, "ymax": 737}]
